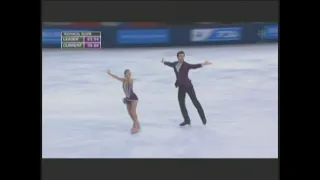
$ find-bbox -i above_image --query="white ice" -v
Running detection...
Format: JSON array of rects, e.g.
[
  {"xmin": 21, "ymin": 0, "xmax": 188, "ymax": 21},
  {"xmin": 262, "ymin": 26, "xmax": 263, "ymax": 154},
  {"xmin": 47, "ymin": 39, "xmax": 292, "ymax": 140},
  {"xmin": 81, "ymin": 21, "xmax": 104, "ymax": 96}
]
[{"xmin": 42, "ymin": 44, "xmax": 278, "ymax": 158}]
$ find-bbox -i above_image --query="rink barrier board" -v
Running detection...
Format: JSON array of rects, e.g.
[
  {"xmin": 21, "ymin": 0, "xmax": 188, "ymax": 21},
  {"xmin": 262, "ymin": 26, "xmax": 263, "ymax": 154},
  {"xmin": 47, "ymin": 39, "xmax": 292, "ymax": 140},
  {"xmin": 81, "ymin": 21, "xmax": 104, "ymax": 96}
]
[{"xmin": 42, "ymin": 23, "xmax": 278, "ymax": 48}]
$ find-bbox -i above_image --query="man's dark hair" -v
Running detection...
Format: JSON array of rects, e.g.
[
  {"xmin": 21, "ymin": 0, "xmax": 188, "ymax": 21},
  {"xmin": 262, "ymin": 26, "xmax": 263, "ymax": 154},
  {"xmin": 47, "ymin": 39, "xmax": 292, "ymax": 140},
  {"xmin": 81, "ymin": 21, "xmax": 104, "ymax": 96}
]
[{"xmin": 177, "ymin": 51, "xmax": 185, "ymax": 57}]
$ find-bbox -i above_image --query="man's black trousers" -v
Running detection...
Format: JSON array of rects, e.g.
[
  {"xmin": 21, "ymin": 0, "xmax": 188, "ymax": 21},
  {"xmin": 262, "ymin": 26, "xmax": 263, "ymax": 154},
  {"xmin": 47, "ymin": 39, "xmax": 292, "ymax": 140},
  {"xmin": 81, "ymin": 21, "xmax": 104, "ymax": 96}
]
[{"xmin": 178, "ymin": 85, "xmax": 206, "ymax": 123}]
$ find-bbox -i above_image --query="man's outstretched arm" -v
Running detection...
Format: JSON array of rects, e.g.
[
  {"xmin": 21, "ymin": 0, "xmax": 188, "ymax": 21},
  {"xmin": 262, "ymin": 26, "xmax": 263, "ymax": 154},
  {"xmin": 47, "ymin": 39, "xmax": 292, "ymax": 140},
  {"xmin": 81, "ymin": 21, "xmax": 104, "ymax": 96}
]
[
  {"xmin": 161, "ymin": 58, "xmax": 175, "ymax": 68},
  {"xmin": 189, "ymin": 60, "xmax": 212, "ymax": 69}
]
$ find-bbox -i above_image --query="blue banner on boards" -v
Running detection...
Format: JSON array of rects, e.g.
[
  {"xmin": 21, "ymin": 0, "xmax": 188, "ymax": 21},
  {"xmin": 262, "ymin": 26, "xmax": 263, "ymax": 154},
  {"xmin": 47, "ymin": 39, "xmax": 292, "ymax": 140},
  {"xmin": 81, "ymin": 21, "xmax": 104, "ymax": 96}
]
[
  {"xmin": 190, "ymin": 27, "xmax": 242, "ymax": 42},
  {"xmin": 42, "ymin": 29, "xmax": 90, "ymax": 45},
  {"xmin": 117, "ymin": 29, "xmax": 169, "ymax": 44},
  {"xmin": 42, "ymin": 29, "xmax": 62, "ymax": 45},
  {"xmin": 259, "ymin": 24, "xmax": 278, "ymax": 40}
]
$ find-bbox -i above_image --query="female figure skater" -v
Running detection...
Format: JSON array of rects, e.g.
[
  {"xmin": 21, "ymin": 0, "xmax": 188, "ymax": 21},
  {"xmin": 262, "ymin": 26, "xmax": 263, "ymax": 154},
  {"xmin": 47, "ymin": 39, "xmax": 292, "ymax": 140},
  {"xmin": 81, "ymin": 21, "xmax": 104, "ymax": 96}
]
[{"xmin": 107, "ymin": 69, "xmax": 140, "ymax": 134}]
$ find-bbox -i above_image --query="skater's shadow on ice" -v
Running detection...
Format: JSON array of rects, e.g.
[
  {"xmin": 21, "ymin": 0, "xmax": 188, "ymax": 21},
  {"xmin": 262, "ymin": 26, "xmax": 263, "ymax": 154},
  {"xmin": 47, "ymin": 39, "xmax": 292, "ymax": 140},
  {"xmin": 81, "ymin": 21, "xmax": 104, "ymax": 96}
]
[
  {"xmin": 69, "ymin": 121, "xmax": 131, "ymax": 134},
  {"xmin": 141, "ymin": 122, "xmax": 177, "ymax": 129},
  {"xmin": 140, "ymin": 121, "xmax": 215, "ymax": 131}
]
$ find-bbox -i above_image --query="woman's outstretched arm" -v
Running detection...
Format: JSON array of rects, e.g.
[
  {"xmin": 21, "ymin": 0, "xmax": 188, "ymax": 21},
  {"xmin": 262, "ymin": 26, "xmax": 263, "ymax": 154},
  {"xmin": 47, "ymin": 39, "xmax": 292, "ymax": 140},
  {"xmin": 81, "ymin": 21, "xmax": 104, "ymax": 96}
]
[{"xmin": 106, "ymin": 70, "xmax": 124, "ymax": 82}]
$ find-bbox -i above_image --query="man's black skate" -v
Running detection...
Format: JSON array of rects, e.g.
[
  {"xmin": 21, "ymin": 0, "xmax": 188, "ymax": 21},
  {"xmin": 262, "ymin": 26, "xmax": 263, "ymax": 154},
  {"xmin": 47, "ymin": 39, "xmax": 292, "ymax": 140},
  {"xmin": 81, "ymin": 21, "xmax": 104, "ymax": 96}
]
[
  {"xmin": 179, "ymin": 121, "xmax": 191, "ymax": 127},
  {"xmin": 202, "ymin": 119, "xmax": 207, "ymax": 125}
]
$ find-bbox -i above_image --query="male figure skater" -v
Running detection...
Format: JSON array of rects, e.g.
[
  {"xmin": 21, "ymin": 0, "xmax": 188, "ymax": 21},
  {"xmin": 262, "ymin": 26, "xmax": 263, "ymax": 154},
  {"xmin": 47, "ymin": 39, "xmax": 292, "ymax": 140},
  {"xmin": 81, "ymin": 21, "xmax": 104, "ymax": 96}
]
[{"xmin": 161, "ymin": 51, "xmax": 212, "ymax": 126}]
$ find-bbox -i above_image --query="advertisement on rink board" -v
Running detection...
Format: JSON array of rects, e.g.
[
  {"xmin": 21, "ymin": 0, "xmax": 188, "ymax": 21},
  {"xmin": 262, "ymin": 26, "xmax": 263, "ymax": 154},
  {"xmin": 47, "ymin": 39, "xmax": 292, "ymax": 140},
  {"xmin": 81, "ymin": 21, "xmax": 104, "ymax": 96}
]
[
  {"xmin": 42, "ymin": 22, "xmax": 278, "ymax": 48},
  {"xmin": 190, "ymin": 27, "xmax": 242, "ymax": 42},
  {"xmin": 116, "ymin": 29, "xmax": 169, "ymax": 44},
  {"xmin": 42, "ymin": 29, "xmax": 92, "ymax": 46},
  {"xmin": 259, "ymin": 24, "xmax": 278, "ymax": 40},
  {"xmin": 42, "ymin": 29, "xmax": 63, "ymax": 45}
]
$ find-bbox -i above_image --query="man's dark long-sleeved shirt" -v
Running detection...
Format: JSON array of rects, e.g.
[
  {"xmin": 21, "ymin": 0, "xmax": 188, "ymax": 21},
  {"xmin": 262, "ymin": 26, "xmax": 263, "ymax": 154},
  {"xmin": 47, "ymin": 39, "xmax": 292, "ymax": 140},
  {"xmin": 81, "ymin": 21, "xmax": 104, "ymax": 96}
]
[{"xmin": 164, "ymin": 61, "xmax": 202, "ymax": 87}]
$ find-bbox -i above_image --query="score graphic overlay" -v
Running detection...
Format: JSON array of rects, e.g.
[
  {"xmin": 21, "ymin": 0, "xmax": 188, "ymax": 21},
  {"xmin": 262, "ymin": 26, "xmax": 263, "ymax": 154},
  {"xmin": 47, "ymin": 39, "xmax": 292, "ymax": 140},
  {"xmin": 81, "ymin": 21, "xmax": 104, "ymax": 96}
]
[{"xmin": 61, "ymin": 31, "xmax": 101, "ymax": 49}]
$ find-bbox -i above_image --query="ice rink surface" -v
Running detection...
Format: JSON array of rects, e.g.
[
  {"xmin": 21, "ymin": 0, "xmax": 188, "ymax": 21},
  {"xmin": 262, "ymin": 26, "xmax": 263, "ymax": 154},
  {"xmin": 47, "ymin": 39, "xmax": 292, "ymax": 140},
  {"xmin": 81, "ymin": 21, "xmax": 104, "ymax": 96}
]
[{"xmin": 42, "ymin": 44, "xmax": 278, "ymax": 158}]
